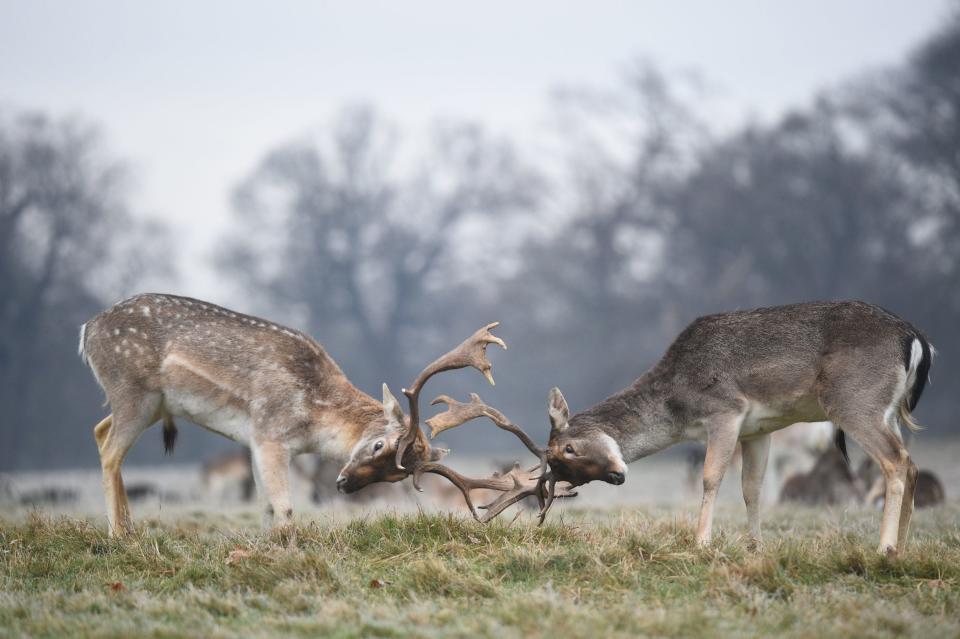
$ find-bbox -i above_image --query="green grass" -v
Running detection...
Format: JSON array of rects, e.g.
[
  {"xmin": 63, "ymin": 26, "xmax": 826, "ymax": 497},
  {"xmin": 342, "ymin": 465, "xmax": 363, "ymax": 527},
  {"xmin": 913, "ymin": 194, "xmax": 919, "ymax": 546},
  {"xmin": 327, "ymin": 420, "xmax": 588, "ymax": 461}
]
[{"xmin": 1, "ymin": 506, "xmax": 958, "ymax": 638}]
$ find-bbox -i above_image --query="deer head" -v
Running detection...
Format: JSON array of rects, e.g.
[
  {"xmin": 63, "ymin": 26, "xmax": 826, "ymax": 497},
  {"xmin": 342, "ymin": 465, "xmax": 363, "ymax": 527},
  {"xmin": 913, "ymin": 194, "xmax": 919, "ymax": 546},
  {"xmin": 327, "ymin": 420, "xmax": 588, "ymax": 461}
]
[
  {"xmin": 334, "ymin": 322, "xmax": 576, "ymax": 523},
  {"xmin": 542, "ymin": 387, "xmax": 628, "ymax": 487}
]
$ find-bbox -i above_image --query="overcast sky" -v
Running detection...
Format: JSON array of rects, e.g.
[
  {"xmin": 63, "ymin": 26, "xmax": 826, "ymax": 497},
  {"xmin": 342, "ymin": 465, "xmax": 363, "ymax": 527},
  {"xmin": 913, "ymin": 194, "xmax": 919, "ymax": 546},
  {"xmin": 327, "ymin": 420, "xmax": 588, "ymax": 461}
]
[{"xmin": 1, "ymin": 0, "xmax": 950, "ymax": 301}]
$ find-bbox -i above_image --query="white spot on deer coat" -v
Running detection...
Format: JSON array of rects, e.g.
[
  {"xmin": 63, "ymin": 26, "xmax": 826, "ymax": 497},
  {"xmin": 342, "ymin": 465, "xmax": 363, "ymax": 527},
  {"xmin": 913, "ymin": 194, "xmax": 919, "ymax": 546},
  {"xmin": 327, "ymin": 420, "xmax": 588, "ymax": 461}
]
[{"xmin": 142, "ymin": 306, "xmax": 151, "ymax": 317}]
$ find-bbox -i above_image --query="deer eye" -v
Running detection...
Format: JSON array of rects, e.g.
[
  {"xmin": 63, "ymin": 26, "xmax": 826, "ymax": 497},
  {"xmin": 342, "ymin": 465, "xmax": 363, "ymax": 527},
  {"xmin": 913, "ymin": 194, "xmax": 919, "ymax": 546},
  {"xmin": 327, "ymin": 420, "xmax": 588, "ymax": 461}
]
[
  {"xmin": 564, "ymin": 444, "xmax": 575, "ymax": 455},
  {"xmin": 373, "ymin": 440, "xmax": 384, "ymax": 452}
]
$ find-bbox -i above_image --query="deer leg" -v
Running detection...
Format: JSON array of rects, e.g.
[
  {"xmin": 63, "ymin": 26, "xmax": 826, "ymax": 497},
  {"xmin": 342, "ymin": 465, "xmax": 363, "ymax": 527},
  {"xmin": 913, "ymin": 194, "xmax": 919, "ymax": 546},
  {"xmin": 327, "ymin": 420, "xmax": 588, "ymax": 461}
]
[
  {"xmin": 896, "ymin": 456, "xmax": 919, "ymax": 555},
  {"xmin": 696, "ymin": 414, "xmax": 744, "ymax": 546},
  {"xmin": 250, "ymin": 440, "xmax": 293, "ymax": 532},
  {"xmin": 740, "ymin": 434, "xmax": 770, "ymax": 546},
  {"xmin": 829, "ymin": 413, "xmax": 910, "ymax": 556},
  {"xmin": 95, "ymin": 395, "xmax": 160, "ymax": 536}
]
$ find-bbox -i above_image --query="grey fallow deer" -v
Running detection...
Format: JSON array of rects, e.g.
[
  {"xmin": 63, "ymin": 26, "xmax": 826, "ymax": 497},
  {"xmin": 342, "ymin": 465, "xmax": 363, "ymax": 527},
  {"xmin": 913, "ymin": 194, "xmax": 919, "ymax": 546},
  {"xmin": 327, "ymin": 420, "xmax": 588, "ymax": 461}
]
[
  {"xmin": 537, "ymin": 302, "xmax": 932, "ymax": 556},
  {"xmin": 79, "ymin": 293, "xmax": 572, "ymax": 536}
]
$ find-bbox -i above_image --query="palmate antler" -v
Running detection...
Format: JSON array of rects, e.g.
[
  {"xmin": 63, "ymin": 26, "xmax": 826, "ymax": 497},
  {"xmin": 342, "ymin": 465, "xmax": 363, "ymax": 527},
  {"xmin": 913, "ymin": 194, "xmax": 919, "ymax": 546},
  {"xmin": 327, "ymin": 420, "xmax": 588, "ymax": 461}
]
[{"xmin": 395, "ymin": 323, "xmax": 576, "ymax": 524}]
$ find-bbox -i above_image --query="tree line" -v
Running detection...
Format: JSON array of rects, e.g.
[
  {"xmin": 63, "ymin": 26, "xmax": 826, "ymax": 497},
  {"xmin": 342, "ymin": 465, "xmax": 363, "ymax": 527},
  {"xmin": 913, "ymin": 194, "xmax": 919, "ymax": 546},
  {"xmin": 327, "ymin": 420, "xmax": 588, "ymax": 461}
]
[{"xmin": 2, "ymin": 11, "xmax": 958, "ymax": 469}]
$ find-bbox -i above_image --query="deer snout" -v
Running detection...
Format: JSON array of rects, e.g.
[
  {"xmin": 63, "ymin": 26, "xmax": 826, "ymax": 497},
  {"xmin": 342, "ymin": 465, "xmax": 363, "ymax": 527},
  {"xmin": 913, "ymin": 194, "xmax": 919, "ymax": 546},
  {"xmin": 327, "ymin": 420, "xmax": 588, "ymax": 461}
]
[
  {"xmin": 606, "ymin": 470, "xmax": 626, "ymax": 485},
  {"xmin": 336, "ymin": 474, "xmax": 348, "ymax": 492}
]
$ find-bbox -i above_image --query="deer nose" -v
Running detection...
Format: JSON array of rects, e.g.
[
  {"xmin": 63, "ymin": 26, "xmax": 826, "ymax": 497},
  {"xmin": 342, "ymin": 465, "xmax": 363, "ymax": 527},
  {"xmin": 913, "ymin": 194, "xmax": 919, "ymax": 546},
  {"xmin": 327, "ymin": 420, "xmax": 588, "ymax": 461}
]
[
  {"xmin": 336, "ymin": 475, "xmax": 347, "ymax": 492},
  {"xmin": 606, "ymin": 470, "xmax": 625, "ymax": 485}
]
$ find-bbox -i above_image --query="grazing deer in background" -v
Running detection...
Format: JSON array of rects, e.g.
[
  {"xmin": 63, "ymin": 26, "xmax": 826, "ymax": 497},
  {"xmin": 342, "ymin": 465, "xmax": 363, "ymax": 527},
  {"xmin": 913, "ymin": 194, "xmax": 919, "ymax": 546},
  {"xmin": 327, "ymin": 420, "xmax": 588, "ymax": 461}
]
[
  {"xmin": 778, "ymin": 447, "xmax": 863, "ymax": 506},
  {"xmin": 537, "ymin": 302, "xmax": 932, "ymax": 556},
  {"xmin": 202, "ymin": 448, "xmax": 256, "ymax": 503},
  {"xmin": 80, "ymin": 294, "xmax": 571, "ymax": 536}
]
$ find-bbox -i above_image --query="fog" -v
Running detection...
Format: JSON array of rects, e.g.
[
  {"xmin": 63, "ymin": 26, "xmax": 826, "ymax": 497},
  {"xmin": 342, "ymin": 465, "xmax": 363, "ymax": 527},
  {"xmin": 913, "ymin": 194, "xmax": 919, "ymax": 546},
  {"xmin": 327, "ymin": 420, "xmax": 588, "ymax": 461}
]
[{"xmin": 1, "ymin": 1, "xmax": 958, "ymax": 470}]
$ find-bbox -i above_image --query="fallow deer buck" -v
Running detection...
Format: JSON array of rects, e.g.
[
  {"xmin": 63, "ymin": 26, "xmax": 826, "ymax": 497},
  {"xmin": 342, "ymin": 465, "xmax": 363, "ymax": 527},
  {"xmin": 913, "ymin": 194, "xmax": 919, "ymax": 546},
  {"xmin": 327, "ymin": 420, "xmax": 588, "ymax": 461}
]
[
  {"xmin": 536, "ymin": 302, "xmax": 932, "ymax": 556},
  {"xmin": 79, "ymin": 294, "xmax": 573, "ymax": 536}
]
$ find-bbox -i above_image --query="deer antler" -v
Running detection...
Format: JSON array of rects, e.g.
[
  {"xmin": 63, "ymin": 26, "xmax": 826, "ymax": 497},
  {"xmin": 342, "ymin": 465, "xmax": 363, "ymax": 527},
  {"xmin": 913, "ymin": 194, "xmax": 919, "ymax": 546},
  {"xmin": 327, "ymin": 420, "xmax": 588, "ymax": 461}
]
[
  {"xmin": 426, "ymin": 394, "xmax": 543, "ymax": 460},
  {"xmin": 394, "ymin": 322, "xmax": 506, "ymax": 470},
  {"xmin": 418, "ymin": 392, "xmax": 577, "ymax": 524},
  {"xmin": 394, "ymin": 322, "xmax": 575, "ymax": 525}
]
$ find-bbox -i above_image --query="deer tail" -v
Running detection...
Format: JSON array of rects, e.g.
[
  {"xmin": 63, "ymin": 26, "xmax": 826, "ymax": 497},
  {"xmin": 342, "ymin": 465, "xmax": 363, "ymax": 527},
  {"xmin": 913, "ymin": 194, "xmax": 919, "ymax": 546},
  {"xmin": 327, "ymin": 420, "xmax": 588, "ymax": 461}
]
[{"xmin": 162, "ymin": 412, "xmax": 178, "ymax": 455}]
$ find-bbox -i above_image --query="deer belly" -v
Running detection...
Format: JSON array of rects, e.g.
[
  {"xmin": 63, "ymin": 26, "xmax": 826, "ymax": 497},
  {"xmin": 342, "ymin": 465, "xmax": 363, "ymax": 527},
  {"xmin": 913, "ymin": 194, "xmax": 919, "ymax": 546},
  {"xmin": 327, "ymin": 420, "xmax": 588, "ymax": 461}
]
[
  {"xmin": 163, "ymin": 389, "xmax": 251, "ymax": 444},
  {"xmin": 741, "ymin": 393, "xmax": 827, "ymax": 437}
]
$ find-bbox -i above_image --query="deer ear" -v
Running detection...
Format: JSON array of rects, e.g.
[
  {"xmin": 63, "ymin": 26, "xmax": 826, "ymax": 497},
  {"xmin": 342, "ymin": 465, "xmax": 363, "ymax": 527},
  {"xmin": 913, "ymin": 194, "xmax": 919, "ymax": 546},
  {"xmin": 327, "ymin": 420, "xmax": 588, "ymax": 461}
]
[
  {"xmin": 548, "ymin": 387, "xmax": 569, "ymax": 434},
  {"xmin": 430, "ymin": 446, "xmax": 450, "ymax": 461},
  {"xmin": 382, "ymin": 383, "xmax": 404, "ymax": 423}
]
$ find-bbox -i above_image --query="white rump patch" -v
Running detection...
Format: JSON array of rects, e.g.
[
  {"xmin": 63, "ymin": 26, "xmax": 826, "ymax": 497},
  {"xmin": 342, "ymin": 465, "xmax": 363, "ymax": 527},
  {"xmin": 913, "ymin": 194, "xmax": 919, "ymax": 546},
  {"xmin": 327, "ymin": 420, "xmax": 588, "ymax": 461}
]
[
  {"xmin": 905, "ymin": 338, "xmax": 923, "ymax": 392},
  {"xmin": 77, "ymin": 323, "xmax": 87, "ymax": 362}
]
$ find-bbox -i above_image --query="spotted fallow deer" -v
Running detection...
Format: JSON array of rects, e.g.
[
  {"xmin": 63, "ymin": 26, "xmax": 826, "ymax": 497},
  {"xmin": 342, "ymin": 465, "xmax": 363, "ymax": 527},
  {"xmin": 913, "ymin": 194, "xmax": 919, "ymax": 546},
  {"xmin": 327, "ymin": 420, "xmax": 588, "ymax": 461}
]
[
  {"xmin": 80, "ymin": 294, "xmax": 572, "ymax": 536},
  {"xmin": 537, "ymin": 302, "xmax": 932, "ymax": 556}
]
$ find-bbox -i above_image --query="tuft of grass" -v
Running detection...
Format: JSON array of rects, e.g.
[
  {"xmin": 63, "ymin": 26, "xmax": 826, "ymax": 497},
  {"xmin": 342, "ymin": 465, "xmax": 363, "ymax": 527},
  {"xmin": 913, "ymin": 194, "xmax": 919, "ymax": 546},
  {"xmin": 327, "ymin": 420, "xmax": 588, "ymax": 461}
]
[{"xmin": 0, "ymin": 506, "xmax": 958, "ymax": 638}]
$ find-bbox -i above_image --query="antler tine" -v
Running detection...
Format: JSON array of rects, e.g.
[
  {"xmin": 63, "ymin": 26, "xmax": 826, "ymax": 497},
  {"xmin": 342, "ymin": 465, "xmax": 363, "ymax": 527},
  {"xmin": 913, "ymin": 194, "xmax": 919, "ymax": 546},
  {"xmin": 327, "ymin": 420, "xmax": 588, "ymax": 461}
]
[
  {"xmin": 394, "ymin": 323, "xmax": 506, "ymax": 469},
  {"xmin": 475, "ymin": 464, "xmax": 577, "ymax": 525},
  {"xmin": 426, "ymin": 393, "xmax": 544, "ymax": 460},
  {"xmin": 411, "ymin": 461, "xmax": 518, "ymax": 521}
]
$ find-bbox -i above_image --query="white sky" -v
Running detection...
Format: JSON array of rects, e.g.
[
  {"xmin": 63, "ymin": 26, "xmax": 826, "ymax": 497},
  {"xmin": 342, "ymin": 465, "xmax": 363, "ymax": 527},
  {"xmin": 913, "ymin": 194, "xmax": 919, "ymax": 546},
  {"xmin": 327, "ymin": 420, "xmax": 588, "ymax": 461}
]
[{"xmin": 1, "ymin": 0, "xmax": 950, "ymax": 303}]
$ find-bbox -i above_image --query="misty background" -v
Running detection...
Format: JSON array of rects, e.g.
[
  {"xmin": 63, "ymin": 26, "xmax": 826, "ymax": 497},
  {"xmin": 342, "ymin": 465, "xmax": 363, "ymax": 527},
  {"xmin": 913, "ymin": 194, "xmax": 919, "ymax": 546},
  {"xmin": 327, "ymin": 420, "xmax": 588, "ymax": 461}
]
[{"xmin": 2, "ymin": 1, "xmax": 959, "ymax": 470}]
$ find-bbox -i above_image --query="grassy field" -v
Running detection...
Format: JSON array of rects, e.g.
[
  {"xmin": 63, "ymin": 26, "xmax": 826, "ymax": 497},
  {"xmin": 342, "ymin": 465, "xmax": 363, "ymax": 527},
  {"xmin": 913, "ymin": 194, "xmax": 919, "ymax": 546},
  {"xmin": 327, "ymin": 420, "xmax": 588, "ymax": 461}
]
[{"xmin": 1, "ymin": 506, "xmax": 958, "ymax": 638}]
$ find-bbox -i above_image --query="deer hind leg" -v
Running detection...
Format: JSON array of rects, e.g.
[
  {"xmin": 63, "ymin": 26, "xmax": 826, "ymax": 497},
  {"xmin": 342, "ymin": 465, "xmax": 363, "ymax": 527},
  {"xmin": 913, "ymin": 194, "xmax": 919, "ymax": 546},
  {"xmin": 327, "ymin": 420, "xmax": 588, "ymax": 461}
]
[
  {"xmin": 250, "ymin": 440, "xmax": 293, "ymax": 532},
  {"xmin": 740, "ymin": 434, "xmax": 771, "ymax": 547},
  {"xmin": 697, "ymin": 413, "xmax": 745, "ymax": 546},
  {"xmin": 95, "ymin": 393, "xmax": 161, "ymax": 536},
  {"xmin": 896, "ymin": 455, "xmax": 919, "ymax": 555},
  {"xmin": 826, "ymin": 410, "xmax": 911, "ymax": 556}
]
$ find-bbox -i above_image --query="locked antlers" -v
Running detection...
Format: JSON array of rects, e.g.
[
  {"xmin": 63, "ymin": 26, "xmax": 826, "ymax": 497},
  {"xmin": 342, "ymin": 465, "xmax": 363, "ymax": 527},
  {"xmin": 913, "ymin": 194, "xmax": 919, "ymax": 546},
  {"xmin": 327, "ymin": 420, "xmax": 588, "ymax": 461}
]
[
  {"xmin": 422, "ymin": 393, "xmax": 576, "ymax": 524},
  {"xmin": 395, "ymin": 323, "xmax": 576, "ymax": 524}
]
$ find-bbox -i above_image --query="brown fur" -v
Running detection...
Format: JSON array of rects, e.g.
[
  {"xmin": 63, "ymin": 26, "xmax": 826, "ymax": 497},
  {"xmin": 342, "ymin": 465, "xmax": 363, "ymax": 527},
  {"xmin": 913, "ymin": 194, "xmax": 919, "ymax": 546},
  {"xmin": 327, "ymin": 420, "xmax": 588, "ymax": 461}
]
[{"xmin": 81, "ymin": 293, "xmax": 427, "ymax": 535}]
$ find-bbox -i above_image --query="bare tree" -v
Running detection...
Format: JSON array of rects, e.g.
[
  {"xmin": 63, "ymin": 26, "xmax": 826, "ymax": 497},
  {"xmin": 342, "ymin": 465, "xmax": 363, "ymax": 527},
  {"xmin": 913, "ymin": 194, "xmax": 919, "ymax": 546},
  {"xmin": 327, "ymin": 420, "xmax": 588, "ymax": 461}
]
[
  {"xmin": 496, "ymin": 64, "xmax": 710, "ymax": 416},
  {"xmin": 0, "ymin": 111, "xmax": 171, "ymax": 469},
  {"xmin": 218, "ymin": 106, "xmax": 541, "ymax": 392}
]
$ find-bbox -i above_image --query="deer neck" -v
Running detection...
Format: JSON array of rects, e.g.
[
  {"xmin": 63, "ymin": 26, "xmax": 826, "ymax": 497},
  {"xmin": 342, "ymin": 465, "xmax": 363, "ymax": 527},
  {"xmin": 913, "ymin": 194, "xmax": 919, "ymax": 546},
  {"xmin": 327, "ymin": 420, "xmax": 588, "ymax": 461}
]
[
  {"xmin": 304, "ymin": 379, "xmax": 384, "ymax": 459},
  {"xmin": 570, "ymin": 372, "xmax": 681, "ymax": 462}
]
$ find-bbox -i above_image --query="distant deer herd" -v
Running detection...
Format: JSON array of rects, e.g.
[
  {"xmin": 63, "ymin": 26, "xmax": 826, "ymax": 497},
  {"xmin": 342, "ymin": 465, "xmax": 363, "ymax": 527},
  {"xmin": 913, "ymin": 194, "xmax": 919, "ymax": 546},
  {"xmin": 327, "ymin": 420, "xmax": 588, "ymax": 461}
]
[{"xmin": 80, "ymin": 295, "xmax": 941, "ymax": 556}]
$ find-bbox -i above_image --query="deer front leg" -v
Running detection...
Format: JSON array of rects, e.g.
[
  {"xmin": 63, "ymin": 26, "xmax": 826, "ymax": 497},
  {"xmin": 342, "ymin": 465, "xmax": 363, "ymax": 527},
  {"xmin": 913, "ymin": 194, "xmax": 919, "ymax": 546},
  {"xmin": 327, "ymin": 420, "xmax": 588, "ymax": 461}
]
[
  {"xmin": 250, "ymin": 441, "xmax": 294, "ymax": 532},
  {"xmin": 740, "ymin": 434, "xmax": 770, "ymax": 547},
  {"xmin": 696, "ymin": 414, "xmax": 743, "ymax": 546}
]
